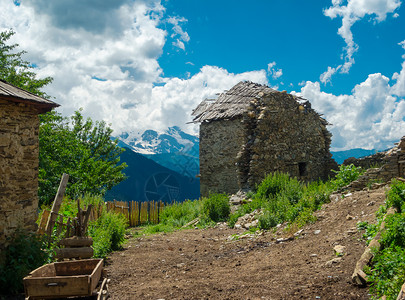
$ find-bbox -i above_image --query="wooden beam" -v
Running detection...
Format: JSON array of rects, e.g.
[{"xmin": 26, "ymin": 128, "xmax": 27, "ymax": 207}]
[{"xmin": 45, "ymin": 174, "xmax": 69, "ymax": 238}]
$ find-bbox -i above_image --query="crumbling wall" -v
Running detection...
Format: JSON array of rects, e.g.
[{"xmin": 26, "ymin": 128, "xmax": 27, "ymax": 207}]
[
  {"xmin": 200, "ymin": 119, "xmax": 245, "ymax": 196},
  {"xmin": 343, "ymin": 152, "xmax": 386, "ymax": 169},
  {"xmin": 0, "ymin": 99, "xmax": 40, "ymax": 248},
  {"xmin": 240, "ymin": 91, "xmax": 337, "ymax": 189},
  {"xmin": 345, "ymin": 136, "xmax": 405, "ymax": 191}
]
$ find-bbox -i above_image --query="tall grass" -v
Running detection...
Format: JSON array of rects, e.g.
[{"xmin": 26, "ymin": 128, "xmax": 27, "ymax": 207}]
[{"xmin": 229, "ymin": 172, "xmax": 335, "ymax": 230}]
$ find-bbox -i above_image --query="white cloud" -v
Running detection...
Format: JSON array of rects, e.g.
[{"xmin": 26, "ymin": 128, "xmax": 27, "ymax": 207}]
[
  {"xmin": 267, "ymin": 61, "xmax": 283, "ymax": 79},
  {"xmin": 392, "ymin": 40, "xmax": 405, "ymax": 97},
  {"xmin": 294, "ymin": 72, "xmax": 405, "ymax": 151},
  {"xmin": 167, "ymin": 16, "xmax": 190, "ymax": 51},
  {"xmin": 0, "ymin": 0, "xmax": 267, "ymax": 137},
  {"xmin": 320, "ymin": 66, "xmax": 340, "ymax": 84},
  {"xmin": 323, "ymin": 0, "xmax": 401, "ymax": 82}
]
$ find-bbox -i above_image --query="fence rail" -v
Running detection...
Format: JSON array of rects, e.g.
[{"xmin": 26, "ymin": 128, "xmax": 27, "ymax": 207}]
[{"xmin": 38, "ymin": 200, "xmax": 165, "ymax": 235}]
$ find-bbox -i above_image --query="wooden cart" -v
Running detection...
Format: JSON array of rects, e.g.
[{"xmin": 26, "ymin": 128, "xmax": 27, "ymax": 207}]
[{"xmin": 23, "ymin": 259, "xmax": 108, "ymax": 299}]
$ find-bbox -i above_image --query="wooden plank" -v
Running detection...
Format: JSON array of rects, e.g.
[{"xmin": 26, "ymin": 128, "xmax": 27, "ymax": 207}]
[
  {"xmin": 55, "ymin": 247, "xmax": 93, "ymax": 259},
  {"xmin": 77, "ymin": 199, "xmax": 82, "ymax": 237},
  {"xmin": 56, "ymin": 215, "xmax": 64, "ymax": 236},
  {"xmin": 59, "ymin": 236, "xmax": 93, "ymax": 247},
  {"xmin": 37, "ymin": 210, "xmax": 50, "ymax": 235},
  {"xmin": 45, "ymin": 174, "xmax": 69, "ymax": 237},
  {"xmin": 24, "ymin": 276, "xmax": 89, "ymax": 297},
  {"xmin": 89, "ymin": 259, "xmax": 104, "ymax": 293},
  {"xmin": 54, "ymin": 259, "xmax": 101, "ymax": 276},
  {"xmin": 82, "ymin": 204, "xmax": 93, "ymax": 234}
]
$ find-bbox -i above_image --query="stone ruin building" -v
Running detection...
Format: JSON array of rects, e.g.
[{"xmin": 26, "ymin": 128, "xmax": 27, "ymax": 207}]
[
  {"xmin": 0, "ymin": 80, "xmax": 59, "ymax": 248},
  {"xmin": 342, "ymin": 136, "xmax": 405, "ymax": 191},
  {"xmin": 192, "ymin": 81, "xmax": 337, "ymax": 197}
]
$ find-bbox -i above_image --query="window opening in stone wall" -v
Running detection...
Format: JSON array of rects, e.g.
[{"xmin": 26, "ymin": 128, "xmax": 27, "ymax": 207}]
[{"xmin": 299, "ymin": 162, "xmax": 307, "ymax": 176}]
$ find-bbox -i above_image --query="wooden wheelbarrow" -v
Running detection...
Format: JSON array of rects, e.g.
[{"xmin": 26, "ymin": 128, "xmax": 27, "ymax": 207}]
[{"xmin": 23, "ymin": 259, "xmax": 109, "ymax": 299}]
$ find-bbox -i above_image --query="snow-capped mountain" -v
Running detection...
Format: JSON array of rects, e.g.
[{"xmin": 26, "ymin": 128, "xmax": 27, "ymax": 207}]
[{"xmin": 117, "ymin": 126, "xmax": 199, "ymax": 155}]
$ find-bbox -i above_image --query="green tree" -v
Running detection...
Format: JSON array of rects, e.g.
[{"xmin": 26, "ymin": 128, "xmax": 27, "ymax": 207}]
[
  {"xmin": 0, "ymin": 29, "xmax": 52, "ymax": 98},
  {"xmin": 39, "ymin": 110, "xmax": 128, "ymax": 206}
]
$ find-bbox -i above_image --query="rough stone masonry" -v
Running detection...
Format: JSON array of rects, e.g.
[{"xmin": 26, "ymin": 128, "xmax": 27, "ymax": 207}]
[
  {"xmin": 0, "ymin": 80, "xmax": 58, "ymax": 249},
  {"xmin": 192, "ymin": 81, "xmax": 337, "ymax": 197}
]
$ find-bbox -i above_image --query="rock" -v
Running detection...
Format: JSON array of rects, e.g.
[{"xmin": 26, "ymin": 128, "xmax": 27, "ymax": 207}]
[
  {"xmin": 314, "ymin": 230, "xmax": 321, "ymax": 235},
  {"xmin": 325, "ymin": 257, "xmax": 342, "ymax": 267},
  {"xmin": 367, "ymin": 201, "xmax": 376, "ymax": 206},
  {"xmin": 294, "ymin": 229, "xmax": 304, "ymax": 237},
  {"xmin": 346, "ymin": 215, "xmax": 354, "ymax": 220},
  {"xmin": 334, "ymin": 245, "xmax": 346, "ymax": 256},
  {"xmin": 329, "ymin": 194, "xmax": 341, "ymax": 202}
]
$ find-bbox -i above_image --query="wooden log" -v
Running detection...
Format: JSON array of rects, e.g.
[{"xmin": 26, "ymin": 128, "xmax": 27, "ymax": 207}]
[
  {"xmin": 45, "ymin": 174, "xmax": 69, "ymax": 237},
  {"xmin": 59, "ymin": 236, "xmax": 93, "ymax": 247},
  {"xmin": 55, "ymin": 247, "xmax": 94, "ymax": 259}
]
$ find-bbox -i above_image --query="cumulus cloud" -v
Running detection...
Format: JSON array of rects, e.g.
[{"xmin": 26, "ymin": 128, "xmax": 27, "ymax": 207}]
[
  {"xmin": 322, "ymin": 0, "xmax": 401, "ymax": 82},
  {"xmin": 0, "ymin": 0, "xmax": 267, "ymax": 137},
  {"xmin": 294, "ymin": 72, "xmax": 405, "ymax": 151}
]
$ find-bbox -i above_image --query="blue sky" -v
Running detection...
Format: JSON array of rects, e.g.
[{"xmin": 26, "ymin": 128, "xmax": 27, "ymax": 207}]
[{"xmin": 1, "ymin": 0, "xmax": 404, "ymax": 150}]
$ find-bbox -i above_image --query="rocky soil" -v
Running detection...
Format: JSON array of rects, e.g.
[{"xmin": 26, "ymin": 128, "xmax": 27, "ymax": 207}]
[{"xmin": 106, "ymin": 187, "xmax": 387, "ymax": 299}]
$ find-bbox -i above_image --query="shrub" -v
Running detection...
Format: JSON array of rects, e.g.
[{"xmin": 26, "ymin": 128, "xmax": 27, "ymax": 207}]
[
  {"xmin": 381, "ymin": 213, "xmax": 405, "ymax": 248},
  {"xmin": 255, "ymin": 172, "xmax": 302, "ymax": 205},
  {"xmin": 203, "ymin": 193, "xmax": 230, "ymax": 222},
  {"xmin": 332, "ymin": 164, "xmax": 362, "ymax": 189},
  {"xmin": 88, "ymin": 211, "xmax": 128, "ymax": 259},
  {"xmin": 368, "ymin": 246, "xmax": 405, "ymax": 299},
  {"xmin": 386, "ymin": 179, "xmax": 405, "ymax": 213},
  {"xmin": 0, "ymin": 229, "xmax": 48, "ymax": 295}
]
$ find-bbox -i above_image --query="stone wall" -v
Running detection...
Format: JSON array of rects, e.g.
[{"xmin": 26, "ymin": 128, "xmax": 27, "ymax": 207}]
[
  {"xmin": 344, "ymin": 136, "xmax": 405, "ymax": 191},
  {"xmin": 343, "ymin": 152, "xmax": 386, "ymax": 169},
  {"xmin": 0, "ymin": 99, "xmax": 40, "ymax": 248},
  {"xmin": 241, "ymin": 92, "xmax": 337, "ymax": 189},
  {"xmin": 199, "ymin": 91, "xmax": 337, "ymax": 196},
  {"xmin": 200, "ymin": 119, "xmax": 245, "ymax": 196}
]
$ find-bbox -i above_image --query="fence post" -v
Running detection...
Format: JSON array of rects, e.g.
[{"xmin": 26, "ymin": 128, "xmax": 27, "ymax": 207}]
[{"xmin": 45, "ymin": 173, "xmax": 69, "ymax": 239}]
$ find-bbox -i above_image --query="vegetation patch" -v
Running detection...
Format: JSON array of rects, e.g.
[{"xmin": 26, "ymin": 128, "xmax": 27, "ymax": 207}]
[
  {"xmin": 0, "ymin": 229, "xmax": 48, "ymax": 295},
  {"xmin": 364, "ymin": 180, "xmax": 405, "ymax": 299}
]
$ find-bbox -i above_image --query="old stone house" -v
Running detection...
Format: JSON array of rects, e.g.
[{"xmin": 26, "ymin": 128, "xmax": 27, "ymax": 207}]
[
  {"xmin": 0, "ymin": 80, "xmax": 58, "ymax": 248},
  {"xmin": 192, "ymin": 81, "xmax": 337, "ymax": 196}
]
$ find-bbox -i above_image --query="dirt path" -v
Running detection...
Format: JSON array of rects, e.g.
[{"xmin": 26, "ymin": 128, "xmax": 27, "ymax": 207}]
[{"xmin": 105, "ymin": 188, "xmax": 387, "ymax": 299}]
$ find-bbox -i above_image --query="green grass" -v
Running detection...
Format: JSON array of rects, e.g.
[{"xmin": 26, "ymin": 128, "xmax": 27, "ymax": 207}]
[
  {"xmin": 364, "ymin": 180, "xmax": 405, "ymax": 299},
  {"xmin": 229, "ymin": 172, "xmax": 335, "ymax": 231}
]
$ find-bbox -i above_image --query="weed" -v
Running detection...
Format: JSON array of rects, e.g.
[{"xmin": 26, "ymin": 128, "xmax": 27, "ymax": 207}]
[
  {"xmin": 88, "ymin": 211, "xmax": 128, "ymax": 259},
  {"xmin": 386, "ymin": 179, "xmax": 405, "ymax": 213},
  {"xmin": 332, "ymin": 164, "xmax": 363, "ymax": 189},
  {"xmin": 202, "ymin": 193, "xmax": 230, "ymax": 222}
]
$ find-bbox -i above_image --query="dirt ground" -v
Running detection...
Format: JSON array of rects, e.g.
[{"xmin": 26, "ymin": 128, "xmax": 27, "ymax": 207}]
[{"xmin": 105, "ymin": 187, "xmax": 387, "ymax": 299}]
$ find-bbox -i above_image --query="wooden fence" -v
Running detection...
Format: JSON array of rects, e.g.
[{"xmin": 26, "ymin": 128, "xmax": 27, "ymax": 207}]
[
  {"xmin": 38, "ymin": 200, "xmax": 165, "ymax": 236},
  {"xmin": 105, "ymin": 200, "xmax": 164, "ymax": 227}
]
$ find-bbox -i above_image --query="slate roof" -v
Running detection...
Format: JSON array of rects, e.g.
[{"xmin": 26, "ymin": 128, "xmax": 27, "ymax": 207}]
[
  {"xmin": 191, "ymin": 81, "xmax": 277, "ymax": 123},
  {"xmin": 0, "ymin": 79, "xmax": 59, "ymax": 113}
]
